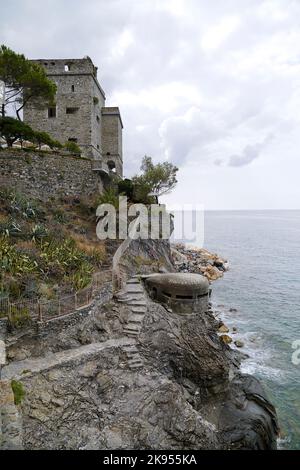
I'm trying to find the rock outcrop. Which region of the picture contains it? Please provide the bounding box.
[0,238,278,450]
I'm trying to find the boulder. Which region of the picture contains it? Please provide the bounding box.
[220,334,232,344]
[218,324,229,333]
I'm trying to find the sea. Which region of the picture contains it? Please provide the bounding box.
[203,210,300,450]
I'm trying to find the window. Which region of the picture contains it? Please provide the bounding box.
[51,62,55,66]
[162,291,171,298]
[96,115,100,123]
[97,145,99,149]
[68,138,78,143]
[48,107,56,118]
[44,62,48,66]
[197,293,208,299]
[175,294,193,299]
[71,85,75,92]
[66,107,79,114]
[107,160,116,172]
[106,152,111,156]
[64,64,70,72]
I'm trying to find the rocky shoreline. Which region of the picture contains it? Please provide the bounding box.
[171,243,228,281]
[171,243,242,347]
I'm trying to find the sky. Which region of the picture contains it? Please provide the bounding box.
[1,0,300,209]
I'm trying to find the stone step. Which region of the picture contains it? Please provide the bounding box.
[123,342,136,349]
[126,285,144,293]
[128,354,142,362]
[128,316,143,323]
[129,361,143,367]
[127,278,141,285]
[129,363,143,369]
[124,330,139,337]
[116,295,144,303]
[126,351,139,357]
[131,306,147,314]
[127,300,147,307]
[124,324,140,331]
[128,315,144,324]
[123,343,138,349]
[126,324,141,331]
[122,343,138,350]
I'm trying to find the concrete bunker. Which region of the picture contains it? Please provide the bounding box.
[144,272,209,313]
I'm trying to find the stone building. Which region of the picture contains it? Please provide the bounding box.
[23,57,123,176]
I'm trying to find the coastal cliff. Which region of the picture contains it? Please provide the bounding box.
[0,235,279,450]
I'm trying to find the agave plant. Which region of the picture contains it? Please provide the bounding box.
[31,224,48,242]
[0,237,38,275]
[0,218,22,237]
[67,261,93,290]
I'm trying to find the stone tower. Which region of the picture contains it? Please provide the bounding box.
[23,57,123,175]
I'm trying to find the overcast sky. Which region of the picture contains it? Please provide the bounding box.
[1,0,300,209]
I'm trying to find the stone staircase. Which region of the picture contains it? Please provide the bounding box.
[115,277,147,370]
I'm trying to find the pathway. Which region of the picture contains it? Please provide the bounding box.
[116,277,148,370]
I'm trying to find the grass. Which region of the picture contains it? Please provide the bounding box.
[11,380,25,405]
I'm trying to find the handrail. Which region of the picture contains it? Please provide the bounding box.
[112,216,140,293]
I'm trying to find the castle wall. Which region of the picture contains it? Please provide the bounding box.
[101,107,123,176]
[23,59,106,159]
[0,150,105,200]
[90,79,105,158]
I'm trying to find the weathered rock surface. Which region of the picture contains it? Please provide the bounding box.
[0,239,278,450]
[1,291,278,450]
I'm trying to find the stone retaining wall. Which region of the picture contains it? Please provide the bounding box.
[36,281,112,337]
[0,149,105,200]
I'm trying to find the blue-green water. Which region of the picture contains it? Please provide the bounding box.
[203,210,300,450]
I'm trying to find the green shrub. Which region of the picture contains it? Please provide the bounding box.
[52,140,63,150]
[11,380,25,405]
[0,117,34,147]
[96,188,119,209]
[33,131,62,150]
[64,141,81,155]
[118,178,134,200]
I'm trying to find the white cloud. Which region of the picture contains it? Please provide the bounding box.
[201,15,241,52]
[227,134,274,167]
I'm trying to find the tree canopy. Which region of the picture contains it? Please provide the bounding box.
[0,116,62,150]
[0,116,33,147]
[132,156,178,202]
[0,45,56,119]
